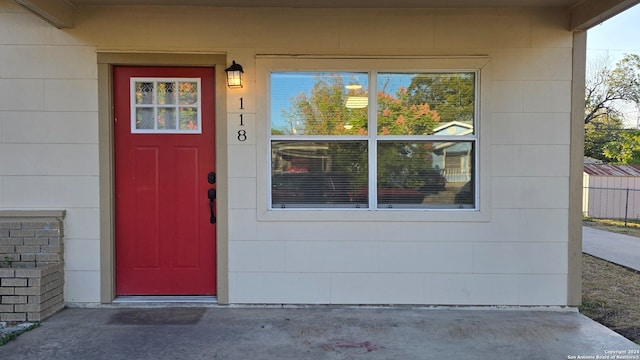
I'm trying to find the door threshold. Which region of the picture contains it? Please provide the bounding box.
[112,296,218,307]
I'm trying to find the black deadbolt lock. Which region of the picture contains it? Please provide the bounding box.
[208,172,216,184]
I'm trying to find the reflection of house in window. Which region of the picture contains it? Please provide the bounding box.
[272,142,330,174]
[271,141,369,207]
[432,121,473,184]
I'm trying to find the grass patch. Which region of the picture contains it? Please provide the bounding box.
[0,322,39,346]
[581,253,640,344]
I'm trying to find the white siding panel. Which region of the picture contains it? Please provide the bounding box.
[491,48,572,81]
[235,272,331,304]
[523,81,571,113]
[258,220,494,243]
[518,209,568,242]
[529,48,573,80]
[0,144,98,175]
[229,241,286,272]
[518,274,567,305]
[0,46,96,79]
[361,221,484,243]
[244,14,340,49]
[44,79,98,112]
[64,239,100,271]
[426,274,522,305]
[378,242,473,273]
[0,78,43,111]
[76,7,243,50]
[434,14,530,48]
[0,13,52,45]
[490,209,568,243]
[3,176,98,208]
[286,241,379,273]
[492,145,570,177]
[1,111,98,144]
[258,221,370,241]
[228,209,258,240]
[531,11,574,48]
[339,15,435,49]
[125,10,241,50]
[492,113,570,145]
[491,81,523,113]
[63,207,100,240]
[330,273,424,304]
[472,242,568,274]
[492,177,569,209]
[228,145,256,178]
[228,177,257,209]
[487,209,522,242]
[64,270,100,303]
[424,274,473,304]
[467,275,519,305]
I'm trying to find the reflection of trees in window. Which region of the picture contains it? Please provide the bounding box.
[377,86,440,135]
[407,73,475,124]
[377,142,435,188]
[282,73,368,135]
[272,71,476,208]
[271,141,368,207]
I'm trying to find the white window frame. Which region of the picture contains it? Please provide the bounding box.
[255,56,491,223]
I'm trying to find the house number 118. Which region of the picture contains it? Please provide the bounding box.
[237,98,247,142]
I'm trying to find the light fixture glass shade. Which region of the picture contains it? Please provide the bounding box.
[225,61,244,88]
[345,96,368,109]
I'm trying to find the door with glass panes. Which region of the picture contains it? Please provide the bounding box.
[114,66,216,295]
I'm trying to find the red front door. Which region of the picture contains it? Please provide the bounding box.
[114,66,216,295]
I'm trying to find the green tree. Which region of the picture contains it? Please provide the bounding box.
[584,114,623,162]
[584,54,640,164]
[284,74,367,135]
[406,73,475,124]
[377,86,441,135]
[376,86,442,189]
[603,129,640,164]
[281,73,445,193]
[585,54,640,124]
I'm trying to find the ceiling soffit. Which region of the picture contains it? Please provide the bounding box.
[11,0,640,31]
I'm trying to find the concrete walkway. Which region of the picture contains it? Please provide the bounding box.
[583,226,640,271]
[2,227,639,358]
[0,307,637,359]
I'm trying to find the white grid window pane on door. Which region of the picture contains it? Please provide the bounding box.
[130,78,202,134]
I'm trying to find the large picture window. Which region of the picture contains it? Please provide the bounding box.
[269,70,477,209]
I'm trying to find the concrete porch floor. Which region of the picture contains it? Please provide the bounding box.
[0,307,638,359]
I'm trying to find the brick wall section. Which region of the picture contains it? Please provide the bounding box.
[0,219,63,267]
[0,264,64,321]
[0,212,65,323]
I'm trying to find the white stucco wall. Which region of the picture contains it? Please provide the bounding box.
[0,1,574,305]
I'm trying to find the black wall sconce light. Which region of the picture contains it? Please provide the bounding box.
[225,60,244,88]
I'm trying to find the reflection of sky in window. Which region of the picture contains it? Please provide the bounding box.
[270,72,412,133]
[378,73,412,95]
[271,73,316,133]
[271,72,368,132]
